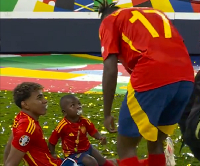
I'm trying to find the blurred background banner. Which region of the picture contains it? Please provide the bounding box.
[0,0,200,12]
[0,0,199,54]
[0,13,200,54]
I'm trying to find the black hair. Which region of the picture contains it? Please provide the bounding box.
[94,0,120,20]
[13,82,43,108]
[59,94,77,109]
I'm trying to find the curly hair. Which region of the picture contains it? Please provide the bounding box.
[13,82,43,108]
[94,0,120,20]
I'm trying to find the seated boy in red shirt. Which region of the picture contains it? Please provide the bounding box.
[3,82,63,166]
[48,94,114,166]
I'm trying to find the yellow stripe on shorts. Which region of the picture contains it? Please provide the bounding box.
[158,124,177,136]
[127,81,158,141]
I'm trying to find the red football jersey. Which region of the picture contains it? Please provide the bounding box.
[49,117,98,157]
[99,7,194,92]
[12,111,62,166]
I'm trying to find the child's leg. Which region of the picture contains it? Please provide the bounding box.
[82,154,98,166]
[112,158,148,166]
[90,146,114,166]
[67,150,98,166]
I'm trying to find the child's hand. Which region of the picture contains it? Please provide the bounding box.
[99,136,107,145]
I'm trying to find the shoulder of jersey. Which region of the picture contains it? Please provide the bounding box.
[17,113,37,135]
[54,118,68,133]
[80,116,87,121]
[80,116,92,125]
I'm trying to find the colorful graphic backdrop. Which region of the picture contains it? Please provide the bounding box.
[0,54,199,94]
[0,0,199,12]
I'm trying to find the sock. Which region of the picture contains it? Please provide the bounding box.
[139,158,148,166]
[116,158,149,166]
[119,157,140,166]
[115,158,148,166]
[103,160,115,166]
[114,158,149,166]
[148,154,166,166]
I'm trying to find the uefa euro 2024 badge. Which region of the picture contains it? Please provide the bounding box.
[19,135,30,146]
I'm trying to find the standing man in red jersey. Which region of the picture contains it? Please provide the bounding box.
[96,1,195,166]
[3,82,76,166]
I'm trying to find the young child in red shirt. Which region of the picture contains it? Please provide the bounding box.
[48,94,114,166]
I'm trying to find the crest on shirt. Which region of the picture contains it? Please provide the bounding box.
[80,126,86,134]
[19,135,30,146]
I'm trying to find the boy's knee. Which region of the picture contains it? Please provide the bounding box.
[82,155,98,166]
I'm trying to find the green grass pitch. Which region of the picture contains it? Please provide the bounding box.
[0,91,199,165]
